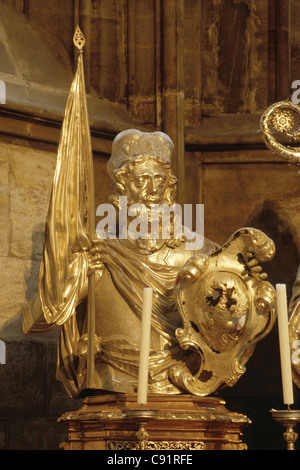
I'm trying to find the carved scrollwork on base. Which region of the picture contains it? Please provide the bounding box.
[106,441,204,450]
[170,228,276,396]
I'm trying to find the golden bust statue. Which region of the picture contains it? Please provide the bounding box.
[23,127,276,399]
[22,33,276,399]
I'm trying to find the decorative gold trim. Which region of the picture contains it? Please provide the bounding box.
[271,108,294,133]
[58,410,250,424]
[106,441,205,450]
[73,25,85,51]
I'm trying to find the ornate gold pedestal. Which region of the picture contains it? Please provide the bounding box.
[58,394,250,450]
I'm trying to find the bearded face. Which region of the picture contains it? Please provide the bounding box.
[125,160,168,207]
[110,154,177,208]
[106,155,179,247]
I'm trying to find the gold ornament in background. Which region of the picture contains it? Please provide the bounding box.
[271,109,294,133]
[261,99,300,389]
[260,100,300,165]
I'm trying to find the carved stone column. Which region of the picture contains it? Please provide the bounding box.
[161,0,185,205]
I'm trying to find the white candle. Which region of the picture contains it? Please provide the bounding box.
[276,284,294,405]
[137,287,153,405]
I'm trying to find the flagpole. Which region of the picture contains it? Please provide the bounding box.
[87,96,96,389]
[87,240,96,389]
[74,26,96,389]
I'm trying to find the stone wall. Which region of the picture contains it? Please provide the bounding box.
[0,134,115,449]
[0,138,82,449]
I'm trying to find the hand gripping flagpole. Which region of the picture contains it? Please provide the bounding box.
[73,26,96,389]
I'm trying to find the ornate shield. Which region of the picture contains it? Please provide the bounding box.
[169,228,276,396]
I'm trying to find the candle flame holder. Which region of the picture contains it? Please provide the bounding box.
[125,407,158,450]
[270,407,300,450]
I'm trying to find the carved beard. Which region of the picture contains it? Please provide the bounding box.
[124,206,185,252]
[108,194,185,251]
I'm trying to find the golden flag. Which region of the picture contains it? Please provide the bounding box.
[39,27,96,385]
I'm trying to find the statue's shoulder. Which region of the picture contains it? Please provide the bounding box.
[162,236,219,267]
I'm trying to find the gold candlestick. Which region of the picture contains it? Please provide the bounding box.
[271,407,300,450]
[125,408,158,450]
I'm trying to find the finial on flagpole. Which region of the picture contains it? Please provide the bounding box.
[73,25,85,52]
